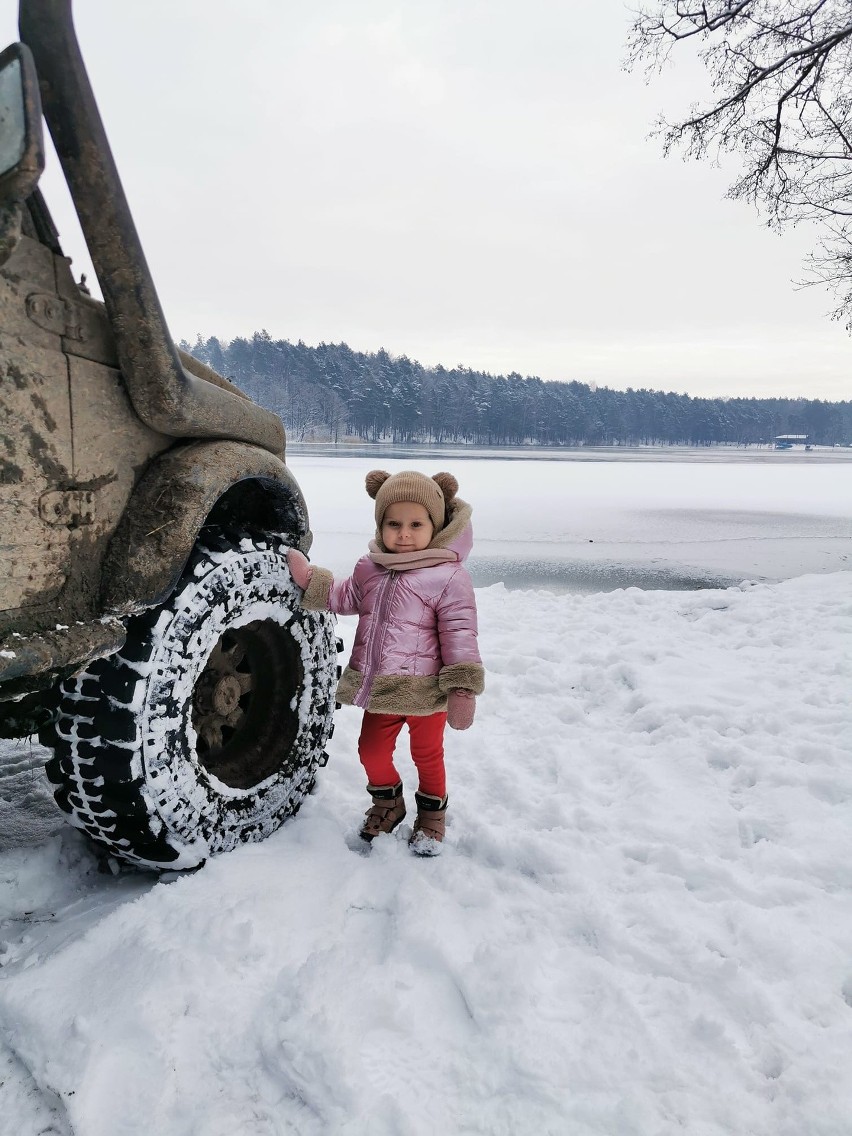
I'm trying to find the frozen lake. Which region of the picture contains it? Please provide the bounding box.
[288,446,852,592]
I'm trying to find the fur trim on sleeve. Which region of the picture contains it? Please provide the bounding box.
[438,661,485,695]
[300,566,334,611]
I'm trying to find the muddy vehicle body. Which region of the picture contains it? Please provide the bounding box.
[0,1,337,869]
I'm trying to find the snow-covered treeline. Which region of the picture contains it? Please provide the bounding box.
[182,332,852,447]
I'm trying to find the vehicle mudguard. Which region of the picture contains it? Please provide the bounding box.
[101,440,313,616]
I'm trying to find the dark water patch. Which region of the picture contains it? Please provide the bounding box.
[468,556,749,595]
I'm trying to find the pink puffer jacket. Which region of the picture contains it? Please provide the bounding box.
[300,499,485,715]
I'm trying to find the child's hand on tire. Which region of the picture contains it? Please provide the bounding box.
[287,549,313,590]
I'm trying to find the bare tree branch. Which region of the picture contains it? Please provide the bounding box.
[628,2,852,323]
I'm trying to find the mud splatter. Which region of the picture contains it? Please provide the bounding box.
[0,458,24,484]
[29,391,57,433]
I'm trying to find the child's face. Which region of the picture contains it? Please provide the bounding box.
[381,502,434,552]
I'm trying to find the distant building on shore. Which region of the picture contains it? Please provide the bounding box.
[774,434,809,450]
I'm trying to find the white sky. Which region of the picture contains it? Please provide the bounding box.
[5,1,850,399]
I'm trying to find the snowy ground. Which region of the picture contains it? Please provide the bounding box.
[1,456,852,1135]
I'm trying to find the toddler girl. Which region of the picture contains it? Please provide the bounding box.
[287,469,484,854]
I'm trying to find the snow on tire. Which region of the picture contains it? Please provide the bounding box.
[42,530,338,870]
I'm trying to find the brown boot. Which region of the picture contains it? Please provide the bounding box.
[360,782,406,842]
[409,791,448,855]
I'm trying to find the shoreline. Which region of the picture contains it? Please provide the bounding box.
[288,441,852,465]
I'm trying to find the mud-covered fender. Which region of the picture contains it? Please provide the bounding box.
[101,440,313,616]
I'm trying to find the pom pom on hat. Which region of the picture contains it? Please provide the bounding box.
[365,469,459,532]
[432,472,459,500]
[365,470,391,499]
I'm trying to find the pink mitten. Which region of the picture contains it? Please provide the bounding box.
[286,549,313,590]
[447,689,476,731]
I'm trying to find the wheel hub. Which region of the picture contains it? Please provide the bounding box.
[191,629,254,757]
[190,619,302,789]
[212,674,241,716]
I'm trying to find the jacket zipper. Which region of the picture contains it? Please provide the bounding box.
[356,569,398,708]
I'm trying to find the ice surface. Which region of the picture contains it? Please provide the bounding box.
[291,450,852,590]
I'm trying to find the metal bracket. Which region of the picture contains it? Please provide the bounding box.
[26,291,85,340]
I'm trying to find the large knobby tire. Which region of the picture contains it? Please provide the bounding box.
[42,530,338,870]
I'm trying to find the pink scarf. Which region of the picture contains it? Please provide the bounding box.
[368,539,458,573]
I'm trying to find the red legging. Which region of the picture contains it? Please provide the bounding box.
[357,711,447,798]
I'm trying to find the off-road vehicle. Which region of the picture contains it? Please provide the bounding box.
[0,0,338,869]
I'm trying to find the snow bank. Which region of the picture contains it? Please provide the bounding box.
[1,574,851,1135]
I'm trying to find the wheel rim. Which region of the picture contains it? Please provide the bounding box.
[191,619,302,789]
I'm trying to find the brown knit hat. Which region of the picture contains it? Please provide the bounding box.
[365,470,459,532]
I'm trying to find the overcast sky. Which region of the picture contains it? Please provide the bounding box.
[6,1,850,399]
